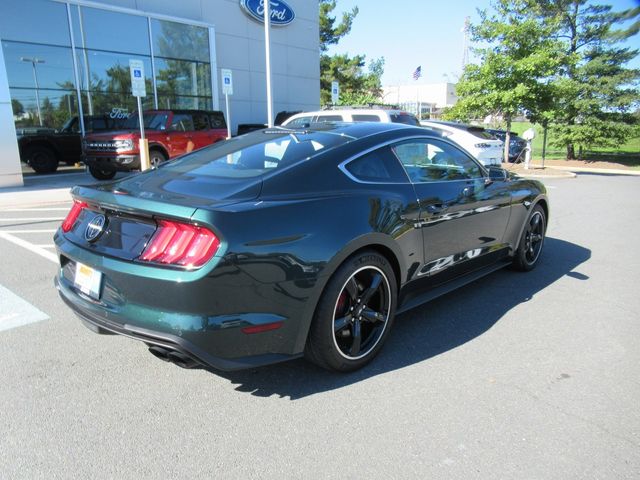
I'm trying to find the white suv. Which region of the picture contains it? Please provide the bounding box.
[420,120,504,166]
[282,109,420,127]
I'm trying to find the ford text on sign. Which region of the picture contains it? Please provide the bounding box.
[240,0,295,26]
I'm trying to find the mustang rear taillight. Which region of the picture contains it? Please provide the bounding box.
[139,219,220,268]
[61,200,88,232]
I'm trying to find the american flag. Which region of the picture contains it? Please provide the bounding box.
[412,66,422,80]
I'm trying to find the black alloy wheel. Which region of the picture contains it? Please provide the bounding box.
[88,165,116,180]
[513,205,546,271]
[27,145,58,174]
[306,251,397,372]
[150,149,167,168]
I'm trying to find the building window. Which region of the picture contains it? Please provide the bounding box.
[1,0,215,137]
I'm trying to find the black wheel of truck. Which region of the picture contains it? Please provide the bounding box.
[88,165,116,180]
[150,149,167,168]
[26,145,58,174]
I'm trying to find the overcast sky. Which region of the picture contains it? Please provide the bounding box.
[327,0,640,86]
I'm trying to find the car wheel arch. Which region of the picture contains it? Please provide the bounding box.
[149,144,169,160]
[292,233,406,354]
[513,195,549,253]
[24,141,61,160]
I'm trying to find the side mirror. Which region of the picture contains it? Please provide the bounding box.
[487,166,508,182]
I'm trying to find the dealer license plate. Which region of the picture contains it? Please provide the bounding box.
[73,261,103,299]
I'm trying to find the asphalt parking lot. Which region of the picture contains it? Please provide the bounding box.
[1,172,639,479]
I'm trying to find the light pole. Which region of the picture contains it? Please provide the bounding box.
[21,57,45,126]
[264,0,274,127]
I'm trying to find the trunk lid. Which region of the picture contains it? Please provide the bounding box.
[66,168,261,259]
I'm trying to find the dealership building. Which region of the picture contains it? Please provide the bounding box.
[0,0,320,187]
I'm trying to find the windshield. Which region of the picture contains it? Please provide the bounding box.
[164,131,353,179]
[123,113,169,130]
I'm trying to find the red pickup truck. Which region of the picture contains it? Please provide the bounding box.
[83,109,227,180]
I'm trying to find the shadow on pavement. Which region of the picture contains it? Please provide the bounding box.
[212,237,591,399]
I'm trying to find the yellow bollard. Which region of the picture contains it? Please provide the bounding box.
[139,138,150,171]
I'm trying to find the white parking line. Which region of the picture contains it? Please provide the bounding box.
[0,208,70,212]
[34,244,56,248]
[3,229,57,234]
[0,217,65,222]
[0,284,49,332]
[0,232,58,263]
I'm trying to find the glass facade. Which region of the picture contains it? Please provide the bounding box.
[0,0,214,133]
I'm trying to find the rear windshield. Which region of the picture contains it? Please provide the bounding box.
[466,127,495,140]
[164,131,352,179]
[390,113,420,126]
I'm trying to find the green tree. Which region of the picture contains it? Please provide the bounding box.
[538,1,639,159]
[319,1,384,105]
[319,0,358,53]
[444,0,562,162]
[11,99,24,117]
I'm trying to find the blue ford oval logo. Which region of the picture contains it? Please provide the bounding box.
[240,0,295,26]
[85,214,107,242]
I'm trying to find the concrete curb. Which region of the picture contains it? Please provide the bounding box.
[0,171,93,209]
[547,165,640,176]
[511,169,577,179]
[0,187,72,209]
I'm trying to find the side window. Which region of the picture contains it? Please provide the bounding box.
[209,112,226,128]
[352,114,381,122]
[170,114,195,132]
[345,147,408,183]
[192,113,209,131]
[315,115,343,122]
[392,139,481,183]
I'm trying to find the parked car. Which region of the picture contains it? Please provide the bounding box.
[236,110,301,135]
[82,109,227,180]
[17,115,124,174]
[420,120,504,166]
[282,108,420,127]
[55,122,548,373]
[485,128,527,163]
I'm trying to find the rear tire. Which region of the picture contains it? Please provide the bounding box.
[88,165,116,180]
[26,145,58,174]
[512,205,546,271]
[305,250,397,372]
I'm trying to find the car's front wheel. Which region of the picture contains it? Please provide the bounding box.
[150,149,167,168]
[306,251,397,372]
[88,165,116,180]
[512,204,546,271]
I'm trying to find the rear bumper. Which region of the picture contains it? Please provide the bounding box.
[55,275,301,371]
[83,154,140,171]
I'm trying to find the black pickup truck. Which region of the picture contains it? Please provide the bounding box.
[18,115,124,174]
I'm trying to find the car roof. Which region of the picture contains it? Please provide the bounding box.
[255,121,442,141]
[288,109,414,118]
